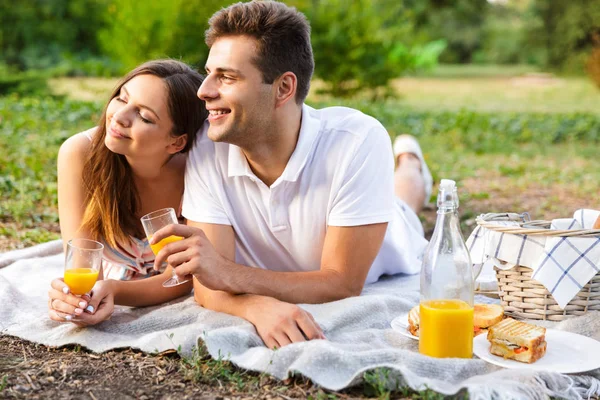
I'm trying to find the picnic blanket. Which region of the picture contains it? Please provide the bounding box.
[1,241,600,400]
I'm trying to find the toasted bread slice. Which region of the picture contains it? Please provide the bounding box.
[407,305,419,336]
[473,304,504,329]
[487,318,547,363]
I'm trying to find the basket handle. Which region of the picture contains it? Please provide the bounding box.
[476,213,600,237]
[477,212,530,223]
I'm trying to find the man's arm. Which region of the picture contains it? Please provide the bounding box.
[153,221,387,304]
[183,221,326,349]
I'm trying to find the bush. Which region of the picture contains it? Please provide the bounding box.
[311,99,600,152]
[50,55,123,78]
[0,0,109,70]
[0,64,50,96]
[97,0,227,74]
[527,0,600,74]
[303,0,444,99]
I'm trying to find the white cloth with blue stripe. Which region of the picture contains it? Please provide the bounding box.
[467,209,600,309]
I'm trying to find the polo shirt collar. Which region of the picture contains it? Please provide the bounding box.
[227,104,321,183]
[227,144,252,178]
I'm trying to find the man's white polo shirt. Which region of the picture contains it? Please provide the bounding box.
[182,104,427,284]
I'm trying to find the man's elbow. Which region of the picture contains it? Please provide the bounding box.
[328,277,364,301]
[342,281,364,298]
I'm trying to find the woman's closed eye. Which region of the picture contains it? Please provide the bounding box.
[138,112,153,124]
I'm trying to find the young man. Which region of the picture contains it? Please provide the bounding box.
[152,0,432,349]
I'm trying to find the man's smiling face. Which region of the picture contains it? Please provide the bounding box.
[197,35,276,146]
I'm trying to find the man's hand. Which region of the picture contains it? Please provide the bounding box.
[48,278,114,327]
[244,296,326,349]
[151,224,228,291]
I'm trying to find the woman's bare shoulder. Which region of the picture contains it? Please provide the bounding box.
[59,128,97,156]
[58,128,98,168]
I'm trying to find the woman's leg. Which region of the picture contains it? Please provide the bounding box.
[394,153,426,214]
[393,135,433,214]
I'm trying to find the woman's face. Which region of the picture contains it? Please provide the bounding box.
[105,74,182,158]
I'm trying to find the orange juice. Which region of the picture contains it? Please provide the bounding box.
[149,235,183,255]
[64,268,99,295]
[419,299,473,358]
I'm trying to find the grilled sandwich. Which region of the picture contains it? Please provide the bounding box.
[407,305,420,336]
[487,317,547,363]
[473,304,504,336]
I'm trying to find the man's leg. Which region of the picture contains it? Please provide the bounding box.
[393,135,433,214]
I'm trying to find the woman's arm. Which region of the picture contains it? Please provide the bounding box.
[50,129,193,325]
[49,267,192,326]
[57,130,94,250]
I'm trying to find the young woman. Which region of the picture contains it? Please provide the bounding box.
[47,59,207,326]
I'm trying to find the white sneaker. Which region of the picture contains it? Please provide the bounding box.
[393,134,433,206]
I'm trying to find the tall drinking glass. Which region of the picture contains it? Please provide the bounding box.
[140,207,188,287]
[64,238,104,295]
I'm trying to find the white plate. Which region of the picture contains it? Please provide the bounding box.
[474,329,600,374]
[390,312,418,340]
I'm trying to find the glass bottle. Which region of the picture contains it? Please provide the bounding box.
[419,179,474,358]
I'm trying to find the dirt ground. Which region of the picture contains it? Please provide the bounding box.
[0,182,593,399]
[0,335,341,400]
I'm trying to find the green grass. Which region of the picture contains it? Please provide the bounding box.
[180,345,464,399]
[390,76,600,113]
[413,63,542,79]
[181,345,259,392]
[0,375,7,392]
[0,95,100,224]
[362,368,465,400]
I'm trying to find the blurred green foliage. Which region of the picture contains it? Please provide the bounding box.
[0,64,50,96]
[473,1,544,66]
[528,0,600,74]
[411,0,489,64]
[312,99,600,152]
[302,0,445,98]
[0,95,99,223]
[0,0,445,98]
[0,0,109,70]
[97,0,226,73]
[1,0,599,93]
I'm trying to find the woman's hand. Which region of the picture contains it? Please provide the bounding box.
[48,278,115,327]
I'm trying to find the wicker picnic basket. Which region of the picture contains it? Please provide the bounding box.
[475,213,600,321]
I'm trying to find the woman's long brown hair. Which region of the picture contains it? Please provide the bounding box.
[80,60,207,248]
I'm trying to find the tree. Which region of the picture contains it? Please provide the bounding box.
[528,0,600,74]
[411,0,490,64]
[0,0,109,70]
[297,0,445,98]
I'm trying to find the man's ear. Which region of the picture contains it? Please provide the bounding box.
[168,134,188,154]
[274,72,297,108]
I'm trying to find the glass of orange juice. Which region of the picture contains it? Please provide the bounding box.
[140,207,188,287]
[64,238,104,295]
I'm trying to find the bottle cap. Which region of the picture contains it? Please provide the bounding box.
[437,179,457,209]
